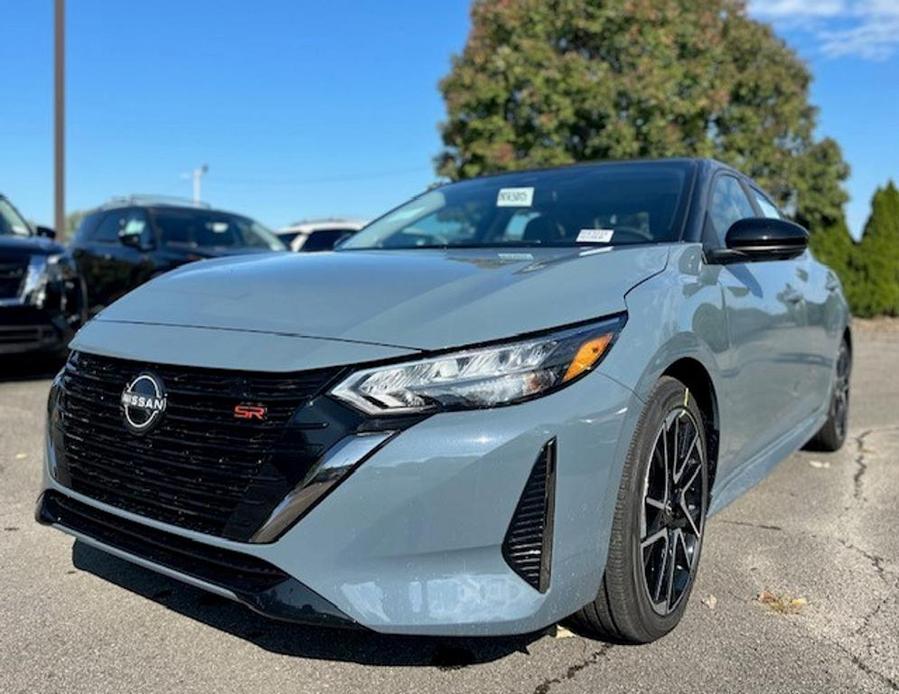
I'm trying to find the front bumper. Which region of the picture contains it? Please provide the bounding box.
[39,369,640,636]
[0,305,73,355]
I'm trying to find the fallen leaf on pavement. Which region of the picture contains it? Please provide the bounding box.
[553,625,576,639]
[701,594,718,610]
[757,591,808,614]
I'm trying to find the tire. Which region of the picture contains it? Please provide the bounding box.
[572,376,709,644]
[807,338,851,452]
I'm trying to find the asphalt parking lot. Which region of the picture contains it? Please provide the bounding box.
[1,324,897,694]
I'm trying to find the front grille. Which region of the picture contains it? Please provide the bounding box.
[502,439,557,593]
[52,351,343,540]
[39,490,288,594]
[0,258,27,298]
[0,325,54,346]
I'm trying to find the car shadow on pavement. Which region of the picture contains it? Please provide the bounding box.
[0,353,64,382]
[72,541,544,667]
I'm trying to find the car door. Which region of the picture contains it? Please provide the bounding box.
[74,208,154,310]
[748,185,829,418]
[708,175,810,470]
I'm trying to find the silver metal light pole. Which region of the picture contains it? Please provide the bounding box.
[54,0,65,235]
[192,164,208,204]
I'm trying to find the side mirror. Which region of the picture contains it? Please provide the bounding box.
[708,217,808,264]
[118,230,146,250]
[35,225,57,240]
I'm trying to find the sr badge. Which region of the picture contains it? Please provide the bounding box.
[121,372,167,434]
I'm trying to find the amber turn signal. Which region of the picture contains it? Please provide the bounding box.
[563,334,614,383]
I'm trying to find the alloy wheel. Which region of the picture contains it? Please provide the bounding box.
[832,343,851,442]
[639,407,707,616]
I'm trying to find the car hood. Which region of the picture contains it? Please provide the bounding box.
[91,246,668,350]
[0,235,64,258]
[92,246,670,352]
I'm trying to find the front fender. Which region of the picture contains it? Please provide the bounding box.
[597,244,727,403]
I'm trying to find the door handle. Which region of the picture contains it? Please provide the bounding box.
[826,277,840,293]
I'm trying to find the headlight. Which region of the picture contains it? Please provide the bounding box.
[21,255,57,304]
[330,316,624,415]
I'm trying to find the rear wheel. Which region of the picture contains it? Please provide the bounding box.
[572,376,709,643]
[807,338,851,452]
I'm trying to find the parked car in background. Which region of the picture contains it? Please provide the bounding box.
[0,194,86,357]
[276,218,367,252]
[69,196,286,313]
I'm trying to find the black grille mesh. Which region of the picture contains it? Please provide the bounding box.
[502,439,557,593]
[0,258,26,298]
[53,351,341,540]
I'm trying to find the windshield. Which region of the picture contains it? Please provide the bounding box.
[151,209,285,251]
[341,162,693,251]
[0,198,32,237]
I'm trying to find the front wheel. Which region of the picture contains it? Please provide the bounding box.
[572,376,709,643]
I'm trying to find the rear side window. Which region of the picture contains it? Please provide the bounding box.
[708,176,756,242]
[752,189,782,219]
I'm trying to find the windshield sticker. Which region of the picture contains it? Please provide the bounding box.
[497,187,535,207]
[576,228,614,244]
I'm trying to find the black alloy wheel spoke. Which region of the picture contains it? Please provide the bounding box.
[640,406,706,615]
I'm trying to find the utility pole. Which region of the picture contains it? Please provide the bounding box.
[192,164,208,205]
[54,0,65,235]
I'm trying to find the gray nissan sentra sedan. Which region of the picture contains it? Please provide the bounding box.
[37,158,851,643]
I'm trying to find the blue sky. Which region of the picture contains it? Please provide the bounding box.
[1,1,896,237]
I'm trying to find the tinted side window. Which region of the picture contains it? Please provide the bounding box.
[87,209,150,244]
[119,209,153,246]
[89,210,130,243]
[709,176,756,242]
[751,189,782,219]
[73,212,103,243]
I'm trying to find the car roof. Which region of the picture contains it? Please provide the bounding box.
[86,196,249,219]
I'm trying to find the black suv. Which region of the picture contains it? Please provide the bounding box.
[0,194,87,356]
[70,197,286,313]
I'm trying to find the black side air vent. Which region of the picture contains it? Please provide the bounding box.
[502,438,557,593]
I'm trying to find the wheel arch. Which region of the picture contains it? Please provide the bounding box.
[661,357,720,490]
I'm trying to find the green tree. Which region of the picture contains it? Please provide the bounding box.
[852,182,899,317]
[437,0,848,231]
[64,210,88,240]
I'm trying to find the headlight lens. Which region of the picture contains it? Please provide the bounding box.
[330,316,624,415]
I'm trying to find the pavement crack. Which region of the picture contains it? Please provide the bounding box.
[837,539,893,581]
[852,429,874,502]
[848,651,899,692]
[533,643,613,694]
[718,519,783,532]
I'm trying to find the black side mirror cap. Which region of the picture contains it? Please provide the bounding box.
[708,217,809,264]
[35,225,57,240]
[118,230,151,250]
